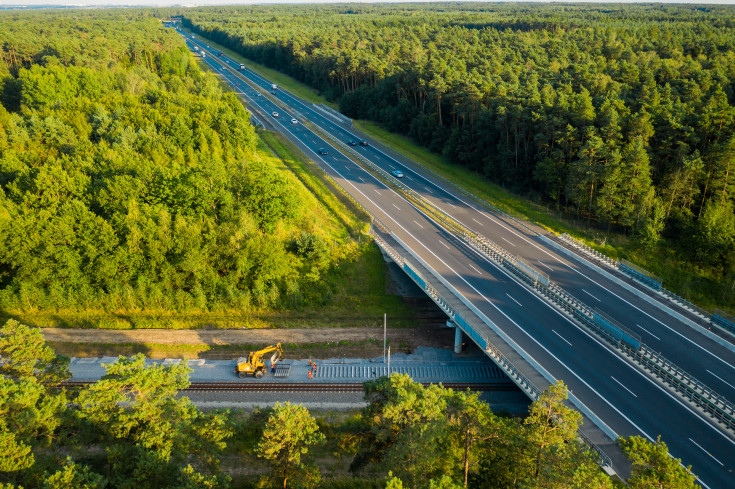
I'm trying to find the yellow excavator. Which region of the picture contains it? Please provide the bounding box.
[234,343,284,378]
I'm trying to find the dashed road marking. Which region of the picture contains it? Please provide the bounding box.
[582,289,601,302]
[689,438,724,466]
[611,376,638,398]
[552,330,572,346]
[634,323,660,341]
[506,293,522,307]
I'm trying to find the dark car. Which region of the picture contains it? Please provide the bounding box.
[318,148,328,155]
[348,139,358,146]
[359,140,369,146]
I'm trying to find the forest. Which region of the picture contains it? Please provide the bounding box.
[0,9,390,321]
[0,321,700,489]
[182,3,735,307]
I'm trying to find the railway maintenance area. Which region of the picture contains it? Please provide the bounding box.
[64,347,529,411]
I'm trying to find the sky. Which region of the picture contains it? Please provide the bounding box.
[2,0,735,7]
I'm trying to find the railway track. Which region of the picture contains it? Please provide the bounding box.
[58,381,519,393]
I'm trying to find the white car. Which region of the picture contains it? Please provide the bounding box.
[272,112,279,117]
[391,170,404,178]
[290,118,298,124]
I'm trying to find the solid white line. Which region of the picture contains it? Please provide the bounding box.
[689,438,724,466]
[707,369,735,391]
[392,204,401,211]
[564,262,735,374]
[506,293,523,307]
[552,329,572,346]
[610,376,638,398]
[582,289,602,302]
[635,323,661,341]
[501,237,515,246]
[468,263,482,275]
[413,220,423,229]
[537,260,553,271]
[463,243,735,455]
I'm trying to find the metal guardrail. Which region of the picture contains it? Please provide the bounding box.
[317,114,735,433]
[559,234,735,339]
[368,226,612,468]
[559,233,618,269]
[712,310,735,335]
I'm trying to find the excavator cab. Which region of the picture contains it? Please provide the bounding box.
[234,343,284,379]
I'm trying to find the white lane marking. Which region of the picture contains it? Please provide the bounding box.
[564,262,735,374]
[506,293,523,307]
[461,244,735,460]
[424,186,433,194]
[689,438,724,466]
[440,241,450,249]
[582,289,602,302]
[357,177,365,183]
[611,376,638,398]
[263,104,733,481]
[635,323,660,341]
[374,189,381,195]
[707,369,735,390]
[468,263,482,275]
[392,203,401,211]
[472,218,483,226]
[537,260,553,271]
[413,220,423,229]
[552,329,572,346]
[501,237,515,246]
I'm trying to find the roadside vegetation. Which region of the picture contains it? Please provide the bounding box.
[0,321,700,489]
[0,10,414,329]
[182,3,735,313]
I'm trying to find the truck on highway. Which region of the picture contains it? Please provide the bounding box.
[239,63,245,71]
[271,83,278,90]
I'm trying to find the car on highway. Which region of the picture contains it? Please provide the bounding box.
[360,140,369,146]
[272,111,279,117]
[391,170,404,178]
[348,139,357,146]
[318,148,328,155]
[257,93,262,97]
[290,118,298,124]
[271,91,277,95]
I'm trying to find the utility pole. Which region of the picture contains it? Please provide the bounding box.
[387,346,391,376]
[383,313,387,363]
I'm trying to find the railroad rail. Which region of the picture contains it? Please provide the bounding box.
[56,381,519,393]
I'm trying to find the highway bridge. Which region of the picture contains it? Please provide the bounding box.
[179,31,735,488]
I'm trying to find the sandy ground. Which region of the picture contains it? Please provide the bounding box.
[42,326,451,348]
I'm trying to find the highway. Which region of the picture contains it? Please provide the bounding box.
[182,34,735,488]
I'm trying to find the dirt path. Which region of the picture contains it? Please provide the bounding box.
[43,326,452,349]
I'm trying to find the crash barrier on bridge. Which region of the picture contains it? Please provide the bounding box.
[618,259,663,290]
[712,310,735,335]
[267,79,735,436]
[634,346,735,431]
[560,235,733,337]
[592,311,641,351]
[470,232,735,433]
[369,228,613,468]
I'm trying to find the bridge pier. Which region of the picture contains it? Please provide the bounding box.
[447,320,464,353]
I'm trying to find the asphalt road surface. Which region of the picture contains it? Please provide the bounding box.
[181,34,735,488]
